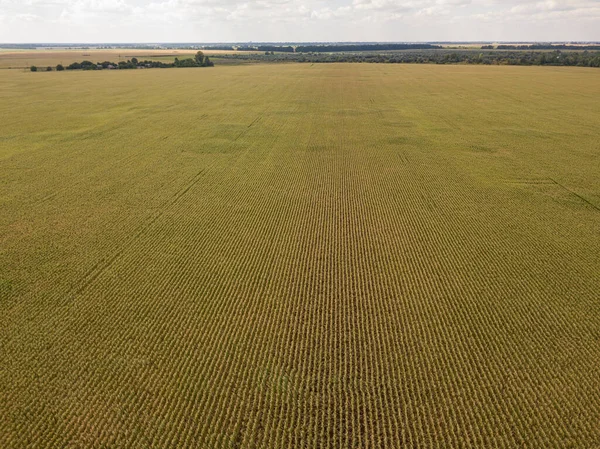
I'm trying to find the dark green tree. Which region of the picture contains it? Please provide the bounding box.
[30,66,37,72]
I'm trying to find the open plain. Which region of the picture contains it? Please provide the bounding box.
[1,64,599,447]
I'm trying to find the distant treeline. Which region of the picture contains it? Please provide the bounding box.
[206,45,240,51]
[34,52,214,72]
[217,49,600,67]
[296,44,441,52]
[235,45,295,52]
[210,44,441,53]
[484,44,600,51]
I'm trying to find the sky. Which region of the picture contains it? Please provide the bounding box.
[0,0,599,43]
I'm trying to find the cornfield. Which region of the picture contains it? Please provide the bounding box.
[1,64,599,447]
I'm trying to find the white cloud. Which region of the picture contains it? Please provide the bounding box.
[0,0,598,41]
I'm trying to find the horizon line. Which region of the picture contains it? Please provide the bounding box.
[2,40,600,46]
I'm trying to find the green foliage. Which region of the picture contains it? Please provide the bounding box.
[30,65,37,72]
[175,53,214,68]
[62,54,214,71]
[66,61,98,70]
[218,49,600,67]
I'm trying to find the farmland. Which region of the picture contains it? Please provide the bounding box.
[0,48,239,69]
[1,64,599,447]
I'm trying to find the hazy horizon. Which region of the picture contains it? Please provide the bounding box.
[2,40,600,46]
[0,0,598,44]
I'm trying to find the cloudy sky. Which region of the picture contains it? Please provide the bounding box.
[0,0,598,43]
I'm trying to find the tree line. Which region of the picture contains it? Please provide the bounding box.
[295,44,441,52]
[31,52,213,72]
[226,44,441,53]
[492,44,600,51]
[218,49,600,67]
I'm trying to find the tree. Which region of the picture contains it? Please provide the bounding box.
[56,64,64,71]
[131,57,138,65]
[195,51,204,64]
[80,60,96,70]
[46,66,52,71]
[30,66,37,72]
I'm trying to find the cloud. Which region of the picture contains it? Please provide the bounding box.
[0,0,598,41]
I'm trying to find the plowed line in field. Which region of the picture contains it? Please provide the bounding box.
[65,167,208,298]
[549,177,600,212]
[64,108,278,300]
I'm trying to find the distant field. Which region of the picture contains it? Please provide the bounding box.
[0,48,246,68]
[1,64,599,447]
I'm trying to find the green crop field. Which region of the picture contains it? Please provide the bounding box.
[1,64,599,448]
